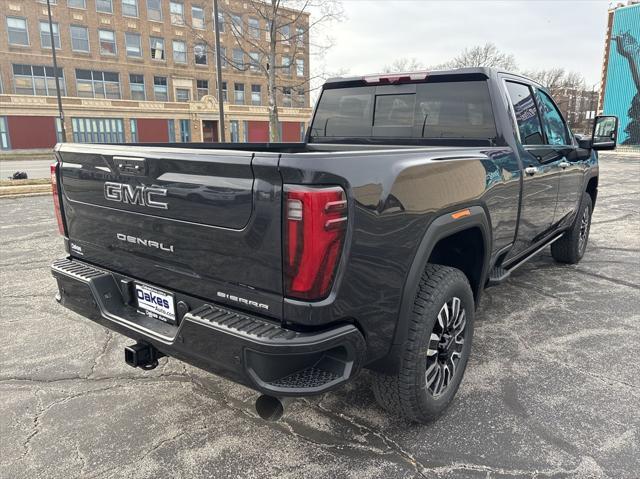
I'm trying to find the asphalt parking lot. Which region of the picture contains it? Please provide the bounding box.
[1,152,638,479]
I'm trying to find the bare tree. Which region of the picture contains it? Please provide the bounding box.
[445,42,517,70]
[522,68,586,96]
[382,57,426,73]
[189,0,342,142]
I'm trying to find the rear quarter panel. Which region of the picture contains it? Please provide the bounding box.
[279,146,521,363]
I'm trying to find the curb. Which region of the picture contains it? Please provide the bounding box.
[0,184,51,197]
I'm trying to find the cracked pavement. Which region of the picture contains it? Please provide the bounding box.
[1,152,639,478]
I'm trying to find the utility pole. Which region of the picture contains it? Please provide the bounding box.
[46,0,67,142]
[213,0,226,142]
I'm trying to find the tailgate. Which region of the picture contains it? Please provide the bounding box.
[57,144,283,318]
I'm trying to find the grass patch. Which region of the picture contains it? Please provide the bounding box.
[0,178,50,187]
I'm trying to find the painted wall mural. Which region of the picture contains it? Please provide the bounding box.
[603,4,640,146]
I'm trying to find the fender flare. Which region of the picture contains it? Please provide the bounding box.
[371,205,492,373]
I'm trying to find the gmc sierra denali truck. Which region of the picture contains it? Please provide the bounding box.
[51,68,618,423]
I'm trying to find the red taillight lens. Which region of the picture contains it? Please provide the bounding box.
[51,163,64,235]
[284,185,347,301]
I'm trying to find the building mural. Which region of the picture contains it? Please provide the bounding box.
[601,3,640,147]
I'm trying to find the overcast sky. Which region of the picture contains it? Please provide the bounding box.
[318,0,613,87]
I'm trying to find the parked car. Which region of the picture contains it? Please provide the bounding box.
[51,68,617,422]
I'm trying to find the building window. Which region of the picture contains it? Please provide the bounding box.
[281,25,290,44]
[220,47,227,68]
[173,40,186,63]
[75,69,120,99]
[251,84,261,106]
[196,79,208,100]
[230,120,239,142]
[180,119,190,142]
[153,76,168,101]
[242,120,249,142]
[217,12,225,32]
[129,74,145,100]
[150,37,164,60]
[191,5,205,29]
[232,48,244,69]
[122,0,138,18]
[40,22,61,50]
[282,87,292,107]
[96,0,113,13]
[249,52,260,71]
[296,27,304,47]
[194,43,207,65]
[147,0,162,21]
[68,0,86,9]
[234,83,244,104]
[72,117,125,143]
[125,32,142,57]
[282,56,291,76]
[230,14,242,34]
[70,25,90,52]
[98,30,116,55]
[0,117,10,150]
[168,119,176,141]
[7,17,29,46]
[130,119,138,142]
[221,81,227,102]
[176,88,190,102]
[13,64,66,96]
[296,88,305,107]
[296,58,304,77]
[170,1,185,25]
[248,17,259,38]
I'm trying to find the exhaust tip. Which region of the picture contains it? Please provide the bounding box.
[255,395,285,421]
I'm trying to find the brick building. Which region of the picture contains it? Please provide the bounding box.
[0,0,312,151]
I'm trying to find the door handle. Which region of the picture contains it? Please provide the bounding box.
[524,166,538,176]
[558,160,570,169]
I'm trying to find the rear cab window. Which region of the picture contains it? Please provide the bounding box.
[309,78,497,145]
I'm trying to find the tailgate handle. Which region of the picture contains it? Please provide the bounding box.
[114,156,147,176]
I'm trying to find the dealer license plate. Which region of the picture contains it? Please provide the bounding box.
[134,283,176,323]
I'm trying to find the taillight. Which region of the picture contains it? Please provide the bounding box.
[51,163,64,235]
[284,185,347,301]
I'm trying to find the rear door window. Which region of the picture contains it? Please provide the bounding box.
[505,81,544,145]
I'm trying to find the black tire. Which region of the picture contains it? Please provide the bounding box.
[551,193,593,264]
[371,264,474,423]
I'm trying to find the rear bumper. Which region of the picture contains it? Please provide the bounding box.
[52,257,365,396]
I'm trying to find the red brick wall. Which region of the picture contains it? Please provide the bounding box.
[247,121,269,142]
[7,116,57,149]
[282,122,302,142]
[137,119,169,142]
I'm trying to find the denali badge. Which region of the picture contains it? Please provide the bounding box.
[116,233,174,253]
[105,182,168,210]
[217,291,270,310]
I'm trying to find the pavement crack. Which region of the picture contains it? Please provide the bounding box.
[88,331,113,379]
[571,267,640,290]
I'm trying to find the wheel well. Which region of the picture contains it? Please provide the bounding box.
[428,227,485,301]
[586,177,598,208]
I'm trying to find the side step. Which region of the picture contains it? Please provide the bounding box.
[487,266,511,286]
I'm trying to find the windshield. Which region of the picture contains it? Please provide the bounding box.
[309,80,497,145]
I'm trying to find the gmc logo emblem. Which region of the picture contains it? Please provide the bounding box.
[104,182,168,210]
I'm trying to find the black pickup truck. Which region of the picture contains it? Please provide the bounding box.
[51,68,618,423]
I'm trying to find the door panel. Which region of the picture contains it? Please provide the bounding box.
[504,80,561,260]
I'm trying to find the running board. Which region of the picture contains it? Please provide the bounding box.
[487,234,563,287]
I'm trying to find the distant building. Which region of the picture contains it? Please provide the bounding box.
[599,1,640,147]
[0,0,312,151]
[555,87,599,135]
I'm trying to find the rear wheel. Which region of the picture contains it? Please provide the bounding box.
[551,193,592,264]
[371,264,474,423]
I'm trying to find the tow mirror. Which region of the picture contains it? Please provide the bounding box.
[591,115,618,151]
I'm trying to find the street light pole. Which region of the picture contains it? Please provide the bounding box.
[213,0,226,142]
[46,0,67,142]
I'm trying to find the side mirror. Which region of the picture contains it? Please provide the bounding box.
[591,115,618,151]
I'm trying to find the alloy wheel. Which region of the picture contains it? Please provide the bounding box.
[578,206,591,254]
[425,297,467,397]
